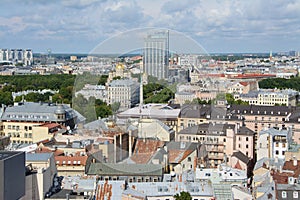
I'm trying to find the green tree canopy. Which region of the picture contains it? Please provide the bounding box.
[174,191,192,200]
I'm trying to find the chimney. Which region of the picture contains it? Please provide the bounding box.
[293,156,297,166]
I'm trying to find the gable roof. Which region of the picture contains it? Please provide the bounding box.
[232,151,250,164]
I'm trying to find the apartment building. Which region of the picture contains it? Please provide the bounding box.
[107,79,140,111]
[0,102,82,144]
[176,123,236,168]
[0,49,33,65]
[237,89,298,106]
[257,127,293,161]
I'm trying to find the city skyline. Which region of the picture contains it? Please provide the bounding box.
[0,0,300,53]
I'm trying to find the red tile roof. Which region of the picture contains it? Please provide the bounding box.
[55,155,88,166]
[272,160,300,184]
[169,149,194,163]
[130,139,165,164]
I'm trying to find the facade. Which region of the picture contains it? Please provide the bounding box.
[137,118,175,141]
[177,123,235,168]
[195,164,247,200]
[174,91,197,105]
[0,49,33,65]
[117,103,180,133]
[235,126,255,158]
[75,84,107,102]
[144,31,169,80]
[107,63,131,83]
[227,81,258,94]
[237,89,298,106]
[0,102,80,144]
[257,128,292,161]
[0,151,25,200]
[107,79,140,110]
[86,163,163,182]
[55,155,88,176]
[23,153,57,200]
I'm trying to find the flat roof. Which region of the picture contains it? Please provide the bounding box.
[0,151,23,161]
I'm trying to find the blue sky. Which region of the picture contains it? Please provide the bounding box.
[0,0,300,54]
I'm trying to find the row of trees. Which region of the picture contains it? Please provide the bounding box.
[185,94,249,105]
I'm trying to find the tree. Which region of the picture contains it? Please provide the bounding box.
[111,102,121,113]
[174,191,192,200]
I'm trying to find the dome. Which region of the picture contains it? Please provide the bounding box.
[55,105,66,114]
[116,63,124,70]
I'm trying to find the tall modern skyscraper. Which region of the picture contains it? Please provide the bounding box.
[143,30,169,80]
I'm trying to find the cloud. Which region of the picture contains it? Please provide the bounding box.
[0,0,299,52]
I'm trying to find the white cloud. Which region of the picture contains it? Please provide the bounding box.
[0,0,299,52]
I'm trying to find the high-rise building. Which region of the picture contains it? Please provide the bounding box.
[0,49,33,65]
[0,151,25,200]
[143,30,169,80]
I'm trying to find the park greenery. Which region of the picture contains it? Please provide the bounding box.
[259,77,300,91]
[174,191,192,200]
[0,73,175,121]
[185,93,249,105]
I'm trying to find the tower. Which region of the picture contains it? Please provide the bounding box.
[143,30,169,80]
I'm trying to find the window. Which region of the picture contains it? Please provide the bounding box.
[246,144,249,149]
[282,191,287,198]
[246,137,248,141]
[293,191,298,198]
[275,150,279,155]
[188,157,191,162]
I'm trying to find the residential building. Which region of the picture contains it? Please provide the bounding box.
[174,91,197,105]
[257,127,293,161]
[231,150,251,171]
[144,30,169,80]
[235,126,255,158]
[195,164,247,200]
[0,102,81,144]
[271,159,300,200]
[237,89,298,106]
[86,163,163,182]
[22,152,57,200]
[252,158,278,200]
[136,118,175,141]
[107,63,131,83]
[55,155,88,176]
[166,141,198,174]
[227,81,258,94]
[75,84,107,102]
[177,123,236,167]
[0,48,33,65]
[0,151,25,200]
[117,103,180,133]
[107,79,140,111]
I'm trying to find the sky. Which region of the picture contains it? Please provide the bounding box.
[0,0,300,54]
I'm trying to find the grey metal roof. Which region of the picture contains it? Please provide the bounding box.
[108,79,139,87]
[83,119,108,131]
[1,102,77,122]
[86,163,163,176]
[26,152,53,162]
[232,151,250,164]
[178,123,235,135]
[166,141,198,151]
[236,126,254,135]
[0,151,24,161]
